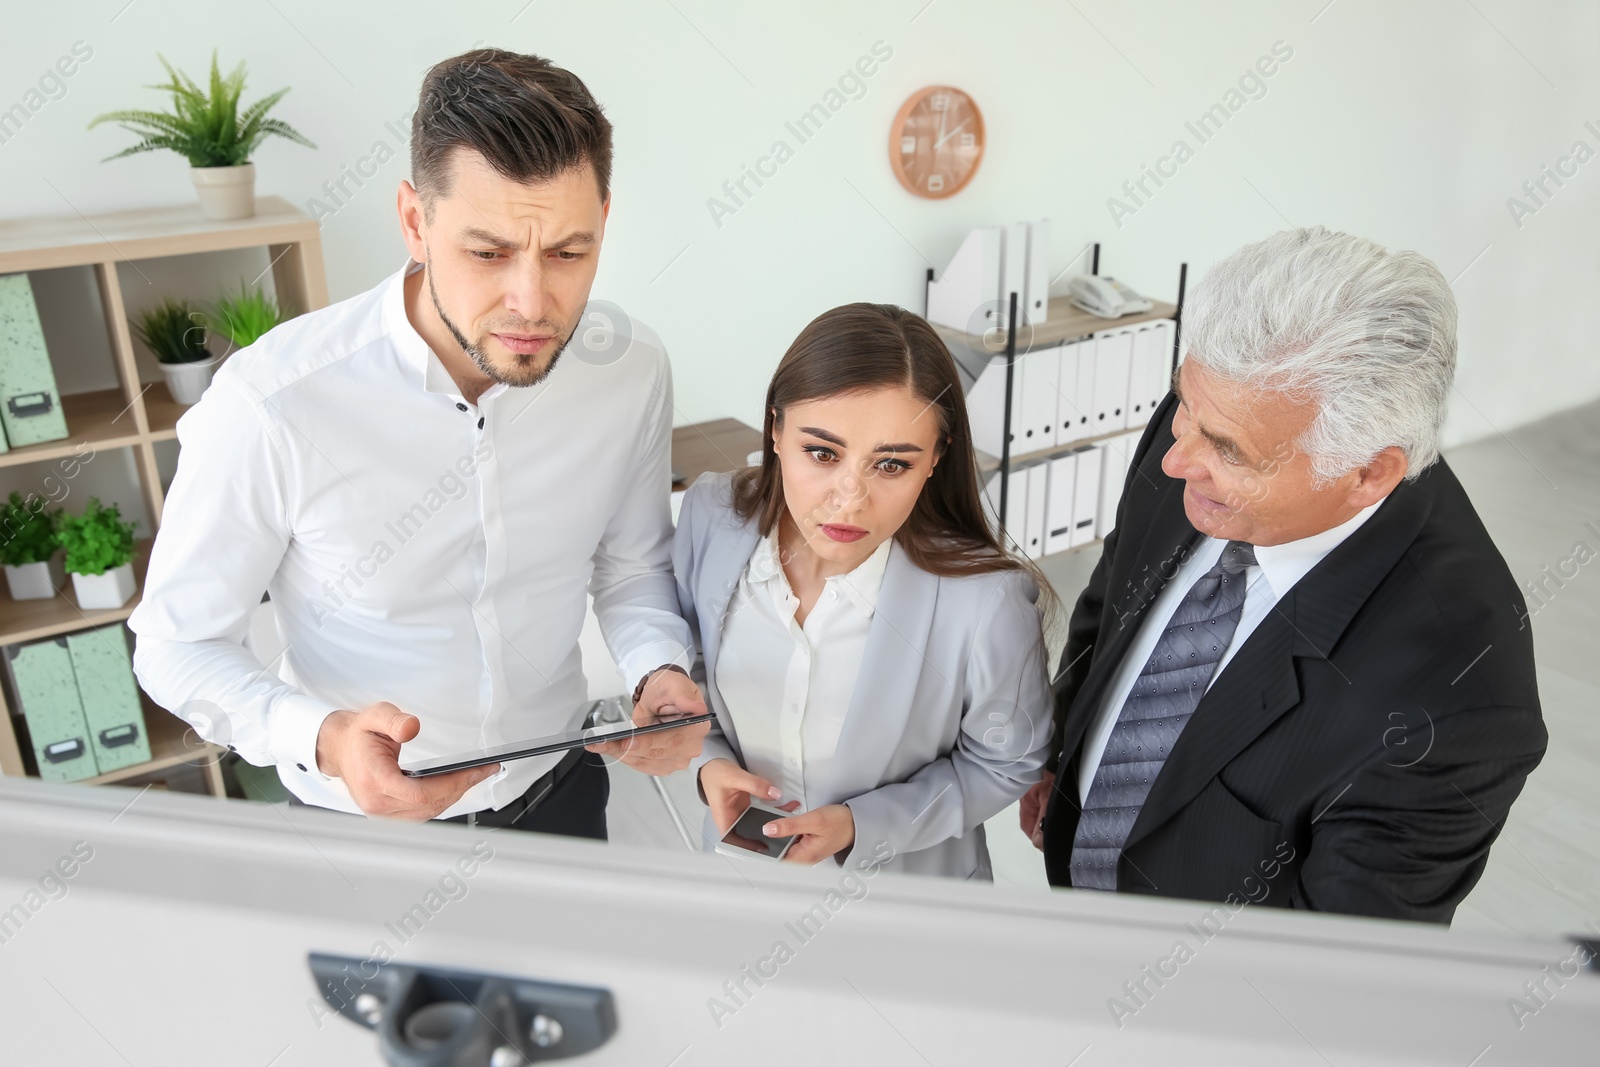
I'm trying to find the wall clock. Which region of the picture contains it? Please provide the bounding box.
[889,86,985,199]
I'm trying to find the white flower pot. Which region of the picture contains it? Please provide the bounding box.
[5,557,65,601]
[190,163,256,220]
[161,352,224,405]
[71,562,136,610]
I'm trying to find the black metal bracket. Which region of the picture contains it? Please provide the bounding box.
[308,953,616,1066]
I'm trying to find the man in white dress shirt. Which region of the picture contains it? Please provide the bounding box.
[129,49,708,837]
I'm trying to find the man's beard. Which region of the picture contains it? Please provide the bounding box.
[427,269,574,388]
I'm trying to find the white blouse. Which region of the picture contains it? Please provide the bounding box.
[714,525,893,807]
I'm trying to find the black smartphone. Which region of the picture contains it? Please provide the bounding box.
[398,712,714,778]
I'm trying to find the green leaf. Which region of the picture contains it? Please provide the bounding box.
[0,492,61,567]
[58,498,137,577]
[89,51,314,168]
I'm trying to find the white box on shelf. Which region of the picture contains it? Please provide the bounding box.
[927,226,1003,334]
[1020,345,1059,451]
[1024,461,1048,560]
[965,354,1025,459]
[1000,222,1028,330]
[1044,453,1078,556]
[1127,326,1158,429]
[1070,338,1097,444]
[1052,339,1086,448]
[980,466,1029,551]
[1092,329,1134,435]
[1069,445,1103,548]
[1095,431,1142,541]
[1023,219,1051,327]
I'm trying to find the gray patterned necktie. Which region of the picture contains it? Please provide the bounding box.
[1070,539,1257,890]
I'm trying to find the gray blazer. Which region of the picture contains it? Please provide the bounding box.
[673,470,1054,880]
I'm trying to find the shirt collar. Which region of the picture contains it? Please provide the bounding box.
[382,259,508,403]
[748,525,894,618]
[1250,497,1384,599]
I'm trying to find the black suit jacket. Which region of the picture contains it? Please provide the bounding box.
[1041,391,1546,924]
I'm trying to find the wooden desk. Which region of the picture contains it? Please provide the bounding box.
[671,418,762,488]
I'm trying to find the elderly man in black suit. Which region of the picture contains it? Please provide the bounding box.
[1020,226,1545,924]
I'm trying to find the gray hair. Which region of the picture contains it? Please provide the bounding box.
[1181,226,1456,485]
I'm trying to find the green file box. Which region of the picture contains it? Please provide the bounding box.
[67,624,151,774]
[7,636,99,782]
[0,273,68,448]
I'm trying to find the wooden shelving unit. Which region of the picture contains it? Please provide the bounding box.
[0,196,327,793]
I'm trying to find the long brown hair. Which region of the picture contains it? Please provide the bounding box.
[732,302,1060,626]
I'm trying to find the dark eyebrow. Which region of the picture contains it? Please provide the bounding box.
[457,228,598,252]
[798,426,924,453]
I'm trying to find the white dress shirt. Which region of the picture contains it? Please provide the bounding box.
[714,525,892,807]
[129,262,692,817]
[1079,501,1383,804]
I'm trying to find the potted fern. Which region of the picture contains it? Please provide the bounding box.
[132,298,220,405]
[211,283,283,353]
[0,493,64,601]
[59,498,139,610]
[89,51,314,221]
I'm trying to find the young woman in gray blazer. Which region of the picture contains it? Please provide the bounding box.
[674,302,1058,880]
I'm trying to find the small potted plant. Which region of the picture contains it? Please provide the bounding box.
[211,282,283,353]
[58,498,139,611]
[89,51,314,221]
[132,298,220,405]
[0,493,64,601]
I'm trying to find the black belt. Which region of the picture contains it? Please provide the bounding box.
[445,744,587,829]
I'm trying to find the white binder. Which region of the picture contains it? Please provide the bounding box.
[926,226,1003,334]
[1095,431,1141,540]
[1070,444,1103,547]
[1148,319,1174,411]
[1023,218,1051,326]
[1127,326,1158,430]
[981,466,1029,551]
[1053,339,1088,448]
[964,354,1024,459]
[1024,461,1048,559]
[1069,337,1097,444]
[1044,453,1078,555]
[1020,345,1059,451]
[1000,222,1028,329]
[1092,329,1134,435]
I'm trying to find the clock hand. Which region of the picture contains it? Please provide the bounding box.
[935,118,970,150]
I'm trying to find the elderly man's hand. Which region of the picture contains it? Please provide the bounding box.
[585,666,709,775]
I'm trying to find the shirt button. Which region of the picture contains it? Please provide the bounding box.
[456,402,468,412]
[828,589,838,601]
[295,762,307,772]
[788,757,798,767]
[477,416,485,429]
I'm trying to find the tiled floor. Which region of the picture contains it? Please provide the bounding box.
[609,398,1600,940]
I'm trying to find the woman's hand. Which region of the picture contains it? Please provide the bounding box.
[698,758,799,835]
[766,804,856,865]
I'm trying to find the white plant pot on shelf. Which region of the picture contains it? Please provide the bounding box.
[71,562,136,610]
[4,556,66,601]
[161,352,224,405]
[190,162,256,220]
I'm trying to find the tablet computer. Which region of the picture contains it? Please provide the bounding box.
[398,712,715,778]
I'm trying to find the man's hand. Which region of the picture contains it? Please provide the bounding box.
[698,758,799,835]
[1019,770,1055,851]
[586,666,709,775]
[315,701,499,820]
[767,804,856,866]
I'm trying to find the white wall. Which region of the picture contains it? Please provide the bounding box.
[1,0,1596,451]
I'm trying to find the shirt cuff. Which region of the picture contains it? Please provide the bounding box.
[268,692,343,781]
[623,642,696,700]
